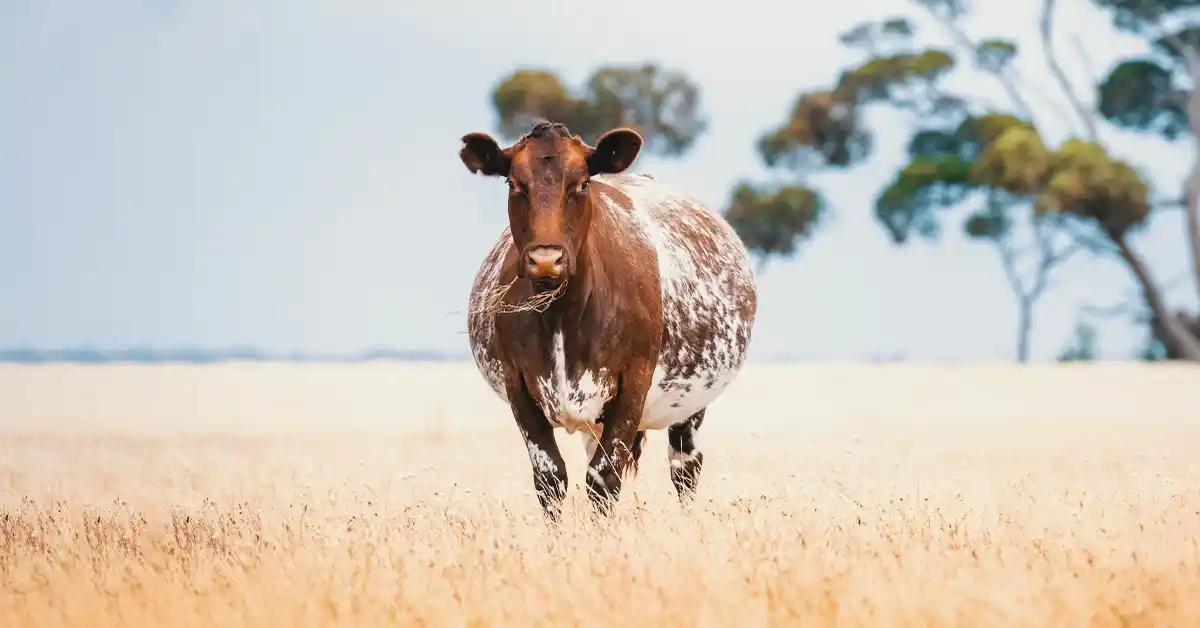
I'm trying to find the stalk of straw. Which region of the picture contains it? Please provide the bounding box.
[471,276,569,315]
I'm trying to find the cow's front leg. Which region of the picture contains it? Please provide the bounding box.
[506,376,567,522]
[586,368,651,516]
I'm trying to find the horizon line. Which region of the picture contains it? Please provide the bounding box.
[0,345,913,365]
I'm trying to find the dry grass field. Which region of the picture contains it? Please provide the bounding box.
[1,361,1199,627]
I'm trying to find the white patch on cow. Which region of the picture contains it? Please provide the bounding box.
[594,172,757,431]
[521,432,557,476]
[534,330,614,437]
[528,439,559,475]
[668,448,699,468]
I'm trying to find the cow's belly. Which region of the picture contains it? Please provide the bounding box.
[640,315,749,431]
[632,193,757,431]
[640,366,739,430]
[468,328,743,433]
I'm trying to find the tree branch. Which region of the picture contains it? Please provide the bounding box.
[1039,0,1100,141]
[995,230,1027,303]
[920,8,1034,120]
[915,2,1084,131]
[1123,0,1200,308]
[989,200,1084,362]
[1057,219,1118,258]
[1114,234,1200,359]
[1178,48,1200,304]
[1029,216,1084,302]
[1069,34,1100,87]
[1080,299,1147,321]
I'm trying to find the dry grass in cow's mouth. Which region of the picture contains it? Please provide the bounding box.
[531,277,565,294]
[472,275,569,315]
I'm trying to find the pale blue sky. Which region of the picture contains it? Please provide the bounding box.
[1,0,1196,361]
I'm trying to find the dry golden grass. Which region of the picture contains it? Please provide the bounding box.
[1,361,1199,627]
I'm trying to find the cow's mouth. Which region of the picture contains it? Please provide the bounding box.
[531,276,565,294]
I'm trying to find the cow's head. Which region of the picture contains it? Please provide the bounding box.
[459,122,642,291]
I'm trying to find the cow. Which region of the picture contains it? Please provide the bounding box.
[459,121,757,521]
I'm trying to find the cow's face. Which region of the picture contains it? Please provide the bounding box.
[459,123,642,291]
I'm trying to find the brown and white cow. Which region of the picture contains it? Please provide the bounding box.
[459,122,757,520]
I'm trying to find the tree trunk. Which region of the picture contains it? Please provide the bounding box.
[1015,296,1032,363]
[1115,235,1200,360]
[1186,175,1200,303]
[1182,49,1200,304]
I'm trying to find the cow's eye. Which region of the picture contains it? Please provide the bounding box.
[578,180,589,194]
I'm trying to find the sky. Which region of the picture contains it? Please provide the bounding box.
[1,0,1196,362]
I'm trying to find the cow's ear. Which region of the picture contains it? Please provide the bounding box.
[587,128,643,175]
[460,132,511,176]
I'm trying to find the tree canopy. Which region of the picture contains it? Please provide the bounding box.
[733,0,1200,360]
[489,64,707,157]
[723,183,826,269]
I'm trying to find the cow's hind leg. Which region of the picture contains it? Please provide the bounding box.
[667,409,705,502]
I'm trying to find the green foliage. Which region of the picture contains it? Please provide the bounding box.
[725,0,1197,357]
[1151,25,1200,59]
[757,91,871,169]
[839,17,915,51]
[792,14,1158,248]
[489,63,706,156]
[1037,139,1150,237]
[1057,321,1099,362]
[974,39,1018,73]
[877,108,1151,243]
[1096,59,1188,140]
[491,69,579,137]
[1091,0,1196,143]
[876,155,974,243]
[971,124,1051,195]
[755,18,968,173]
[904,113,1031,161]
[835,49,957,104]
[913,0,968,20]
[964,210,1010,239]
[1088,0,1200,360]
[876,113,1035,243]
[756,45,961,171]
[1090,0,1199,34]
[724,182,826,263]
[882,18,915,37]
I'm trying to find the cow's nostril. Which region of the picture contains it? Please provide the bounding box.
[528,248,563,265]
[527,247,565,276]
